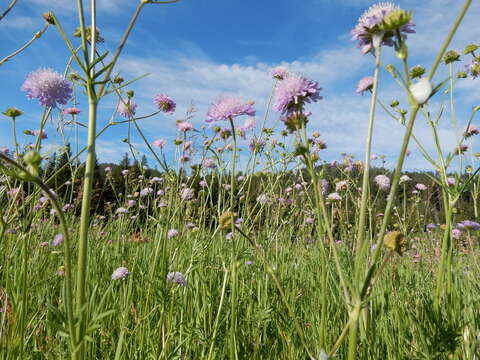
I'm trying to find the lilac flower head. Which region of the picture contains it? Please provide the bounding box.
[154,94,176,114]
[206,96,256,122]
[374,174,390,190]
[256,194,272,205]
[272,66,288,80]
[351,2,415,55]
[241,117,256,131]
[152,139,166,149]
[199,180,207,188]
[327,192,342,202]
[399,174,411,183]
[167,271,187,286]
[21,68,73,107]
[356,76,375,95]
[426,223,437,231]
[117,100,137,118]
[111,267,129,280]
[451,228,461,239]
[273,75,322,114]
[446,176,456,186]
[465,58,480,79]
[202,158,216,169]
[52,233,64,246]
[115,207,128,214]
[335,180,348,191]
[457,220,480,231]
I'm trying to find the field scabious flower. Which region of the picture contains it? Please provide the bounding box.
[327,192,342,202]
[399,174,411,183]
[206,96,255,123]
[154,94,176,114]
[167,229,179,239]
[273,75,322,114]
[463,124,479,138]
[52,234,64,246]
[63,107,81,115]
[180,188,194,201]
[272,66,288,80]
[176,121,194,132]
[356,76,374,95]
[117,100,137,118]
[111,267,129,280]
[451,228,461,239]
[167,272,187,287]
[415,183,427,191]
[21,68,73,107]
[374,174,390,190]
[351,2,415,55]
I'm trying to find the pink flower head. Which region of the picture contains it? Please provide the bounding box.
[415,183,427,191]
[152,139,166,149]
[176,121,194,132]
[180,188,194,201]
[116,100,137,118]
[463,124,479,138]
[63,107,81,115]
[206,96,256,123]
[52,234,64,246]
[21,68,73,107]
[167,229,179,239]
[356,76,374,95]
[273,75,322,115]
[111,267,129,280]
[374,174,390,190]
[241,117,256,131]
[154,94,176,114]
[34,129,48,139]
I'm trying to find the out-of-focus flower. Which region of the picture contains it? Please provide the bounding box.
[356,76,374,95]
[446,177,456,186]
[152,139,166,149]
[383,231,408,255]
[451,228,461,239]
[121,169,129,176]
[199,180,207,188]
[52,234,64,246]
[115,207,128,214]
[202,158,216,169]
[154,94,176,114]
[21,68,73,107]
[116,100,137,118]
[426,223,437,231]
[335,180,348,191]
[457,220,480,231]
[111,267,129,280]
[327,192,342,201]
[127,199,136,207]
[454,144,468,155]
[207,96,255,122]
[63,107,81,115]
[273,75,322,115]
[415,183,427,191]
[256,194,272,205]
[399,174,411,183]
[177,121,194,132]
[463,124,479,138]
[465,58,480,79]
[167,229,179,239]
[272,66,288,80]
[140,187,153,197]
[33,129,48,139]
[374,174,390,190]
[167,271,187,286]
[180,188,194,201]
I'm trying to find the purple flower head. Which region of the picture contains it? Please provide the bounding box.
[21,68,73,107]
[199,180,207,188]
[115,207,128,214]
[426,223,437,231]
[52,233,64,246]
[327,192,342,202]
[356,76,374,95]
[256,194,272,205]
[374,174,390,190]
[272,66,288,80]
[152,138,166,149]
[154,94,176,114]
[305,217,315,224]
[167,271,187,286]
[111,267,129,280]
[465,58,480,79]
[127,199,136,207]
[273,75,322,114]
[446,177,456,186]
[167,229,179,239]
[451,228,461,239]
[351,2,415,55]
[116,100,137,118]
[63,107,81,115]
[249,137,265,152]
[457,220,480,231]
[207,96,256,123]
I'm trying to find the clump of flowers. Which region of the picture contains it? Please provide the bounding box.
[206,96,255,123]
[111,267,129,280]
[21,68,73,107]
[273,75,322,115]
[351,2,415,54]
[154,94,176,114]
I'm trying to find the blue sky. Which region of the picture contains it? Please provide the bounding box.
[0,0,479,171]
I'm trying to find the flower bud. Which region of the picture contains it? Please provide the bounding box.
[443,50,461,64]
[42,12,55,25]
[381,9,413,31]
[219,211,237,230]
[3,107,23,118]
[463,44,479,55]
[410,65,425,79]
[456,71,468,79]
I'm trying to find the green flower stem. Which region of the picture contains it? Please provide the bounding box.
[228,116,237,212]
[355,45,382,257]
[0,23,49,66]
[0,153,77,356]
[11,117,19,156]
